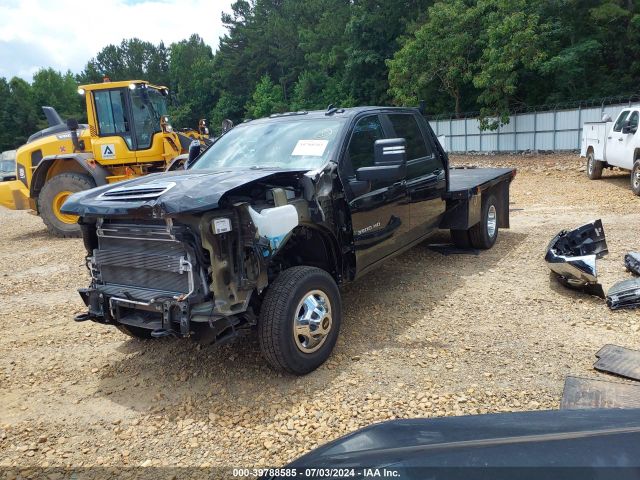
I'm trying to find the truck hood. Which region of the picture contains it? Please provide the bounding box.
[280,409,640,475]
[61,167,306,217]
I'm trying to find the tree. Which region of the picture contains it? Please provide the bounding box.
[388,0,479,115]
[168,34,216,128]
[31,68,84,126]
[5,78,38,147]
[246,74,286,118]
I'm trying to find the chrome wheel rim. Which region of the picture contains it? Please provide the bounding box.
[487,205,497,238]
[293,290,332,354]
[587,155,594,175]
[634,167,640,189]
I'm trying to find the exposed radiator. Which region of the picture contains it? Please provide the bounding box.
[94,220,192,301]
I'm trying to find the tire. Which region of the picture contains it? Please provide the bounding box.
[38,173,95,238]
[116,324,153,339]
[469,193,499,250]
[631,160,640,196]
[259,266,342,375]
[586,150,603,180]
[450,229,471,249]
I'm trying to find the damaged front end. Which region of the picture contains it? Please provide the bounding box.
[545,219,608,298]
[70,165,347,344]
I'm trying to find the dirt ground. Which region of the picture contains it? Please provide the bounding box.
[1,153,639,472]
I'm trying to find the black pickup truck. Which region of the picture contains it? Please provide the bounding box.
[63,107,515,375]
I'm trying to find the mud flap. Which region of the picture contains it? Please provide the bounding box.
[560,376,640,409]
[594,345,640,382]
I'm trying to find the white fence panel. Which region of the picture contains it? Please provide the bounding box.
[430,100,639,153]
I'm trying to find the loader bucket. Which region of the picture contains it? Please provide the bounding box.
[0,180,31,210]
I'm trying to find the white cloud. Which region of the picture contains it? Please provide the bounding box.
[0,0,234,80]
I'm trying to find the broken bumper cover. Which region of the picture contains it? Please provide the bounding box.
[607,278,640,310]
[545,219,608,297]
[625,252,640,276]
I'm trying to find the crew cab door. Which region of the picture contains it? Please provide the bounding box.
[607,110,637,169]
[341,114,411,274]
[385,112,446,241]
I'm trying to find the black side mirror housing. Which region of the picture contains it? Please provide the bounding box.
[622,120,637,134]
[356,138,407,182]
[185,140,201,169]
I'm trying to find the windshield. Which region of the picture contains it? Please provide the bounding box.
[130,87,169,149]
[192,118,345,170]
[0,160,14,173]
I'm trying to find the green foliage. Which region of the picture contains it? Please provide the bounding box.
[2,0,640,150]
[246,75,286,118]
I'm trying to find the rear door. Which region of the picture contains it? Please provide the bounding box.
[607,110,631,168]
[384,112,446,241]
[341,114,411,274]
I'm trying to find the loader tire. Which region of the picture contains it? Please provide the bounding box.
[587,151,603,180]
[38,173,95,238]
[259,266,342,375]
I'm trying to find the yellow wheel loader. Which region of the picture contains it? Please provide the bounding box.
[0,79,211,237]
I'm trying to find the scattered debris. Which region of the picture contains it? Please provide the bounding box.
[607,278,640,310]
[560,376,640,409]
[428,243,480,256]
[625,252,640,276]
[545,219,608,298]
[594,345,640,382]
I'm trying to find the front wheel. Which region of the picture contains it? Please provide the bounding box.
[587,151,603,180]
[631,160,640,196]
[38,173,95,237]
[259,266,342,375]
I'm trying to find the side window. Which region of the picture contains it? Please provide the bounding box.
[388,113,442,178]
[94,89,133,149]
[628,111,639,133]
[387,114,431,160]
[613,111,630,132]
[347,115,385,173]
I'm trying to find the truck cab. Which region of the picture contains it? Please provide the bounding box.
[581,106,640,195]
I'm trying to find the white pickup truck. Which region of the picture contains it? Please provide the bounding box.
[581,106,640,196]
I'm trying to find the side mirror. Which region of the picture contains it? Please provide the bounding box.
[621,120,635,134]
[602,114,612,123]
[185,140,201,169]
[356,138,407,182]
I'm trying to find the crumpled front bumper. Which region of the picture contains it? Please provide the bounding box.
[545,219,608,297]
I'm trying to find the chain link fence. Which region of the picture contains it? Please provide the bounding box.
[427,94,640,153]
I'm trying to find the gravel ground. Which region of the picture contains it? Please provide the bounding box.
[0,153,639,472]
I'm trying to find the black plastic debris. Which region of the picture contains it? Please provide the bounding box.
[625,252,640,276]
[428,243,480,256]
[607,277,640,310]
[560,375,640,409]
[594,344,640,382]
[545,219,608,298]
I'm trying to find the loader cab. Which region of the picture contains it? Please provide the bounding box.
[81,81,173,165]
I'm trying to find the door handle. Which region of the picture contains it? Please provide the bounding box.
[607,136,612,139]
[618,138,623,142]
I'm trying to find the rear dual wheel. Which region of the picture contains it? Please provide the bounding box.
[451,194,499,250]
[632,160,640,196]
[587,151,604,180]
[38,173,95,238]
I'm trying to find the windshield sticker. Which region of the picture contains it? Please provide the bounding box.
[292,139,328,157]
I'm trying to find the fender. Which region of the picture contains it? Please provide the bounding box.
[30,154,111,198]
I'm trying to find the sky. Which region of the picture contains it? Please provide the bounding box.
[0,0,235,81]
